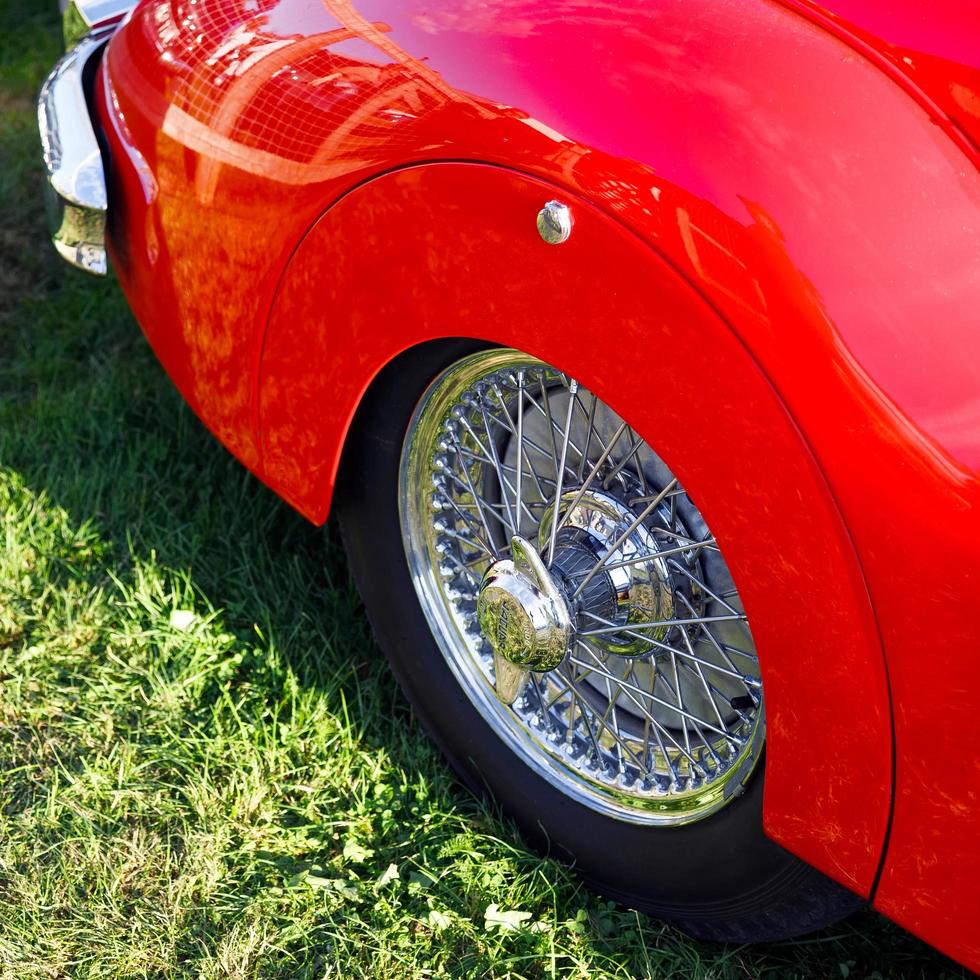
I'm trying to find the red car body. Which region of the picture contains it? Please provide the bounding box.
[55,0,980,967]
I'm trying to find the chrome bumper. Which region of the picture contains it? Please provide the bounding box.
[37,1,135,276]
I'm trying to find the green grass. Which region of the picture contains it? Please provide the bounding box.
[0,2,970,977]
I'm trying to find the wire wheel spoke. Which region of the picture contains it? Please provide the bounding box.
[401,349,765,826]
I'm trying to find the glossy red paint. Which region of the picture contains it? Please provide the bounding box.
[97,0,980,967]
[786,0,980,159]
[261,159,892,900]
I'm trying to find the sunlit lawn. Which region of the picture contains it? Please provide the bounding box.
[0,2,970,976]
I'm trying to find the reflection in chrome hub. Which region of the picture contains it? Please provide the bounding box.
[478,536,572,671]
[401,350,765,824]
[477,535,572,703]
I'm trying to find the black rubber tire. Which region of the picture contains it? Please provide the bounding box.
[335,339,865,942]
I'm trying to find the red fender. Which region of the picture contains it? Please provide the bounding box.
[259,162,892,901]
[99,0,980,966]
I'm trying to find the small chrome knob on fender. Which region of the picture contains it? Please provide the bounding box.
[477,536,572,703]
[536,200,572,245]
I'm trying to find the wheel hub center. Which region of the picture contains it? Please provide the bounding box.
[477,489,679,673]
[541,489,676,656]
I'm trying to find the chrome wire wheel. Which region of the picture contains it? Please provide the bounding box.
[399,349,764,825]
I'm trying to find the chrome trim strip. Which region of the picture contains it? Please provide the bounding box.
[37,29,113,276]
[62,0,135,49]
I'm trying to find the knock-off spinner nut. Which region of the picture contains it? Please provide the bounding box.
[477,536,572,671]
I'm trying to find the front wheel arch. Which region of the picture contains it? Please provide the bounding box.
[257,161,892,896]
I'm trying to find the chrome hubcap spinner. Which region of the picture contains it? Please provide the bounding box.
[478,535,572,673]
[477,535,572,703]
[478,490,679,702]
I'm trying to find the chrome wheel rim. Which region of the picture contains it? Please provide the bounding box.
[399,350,764,825]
